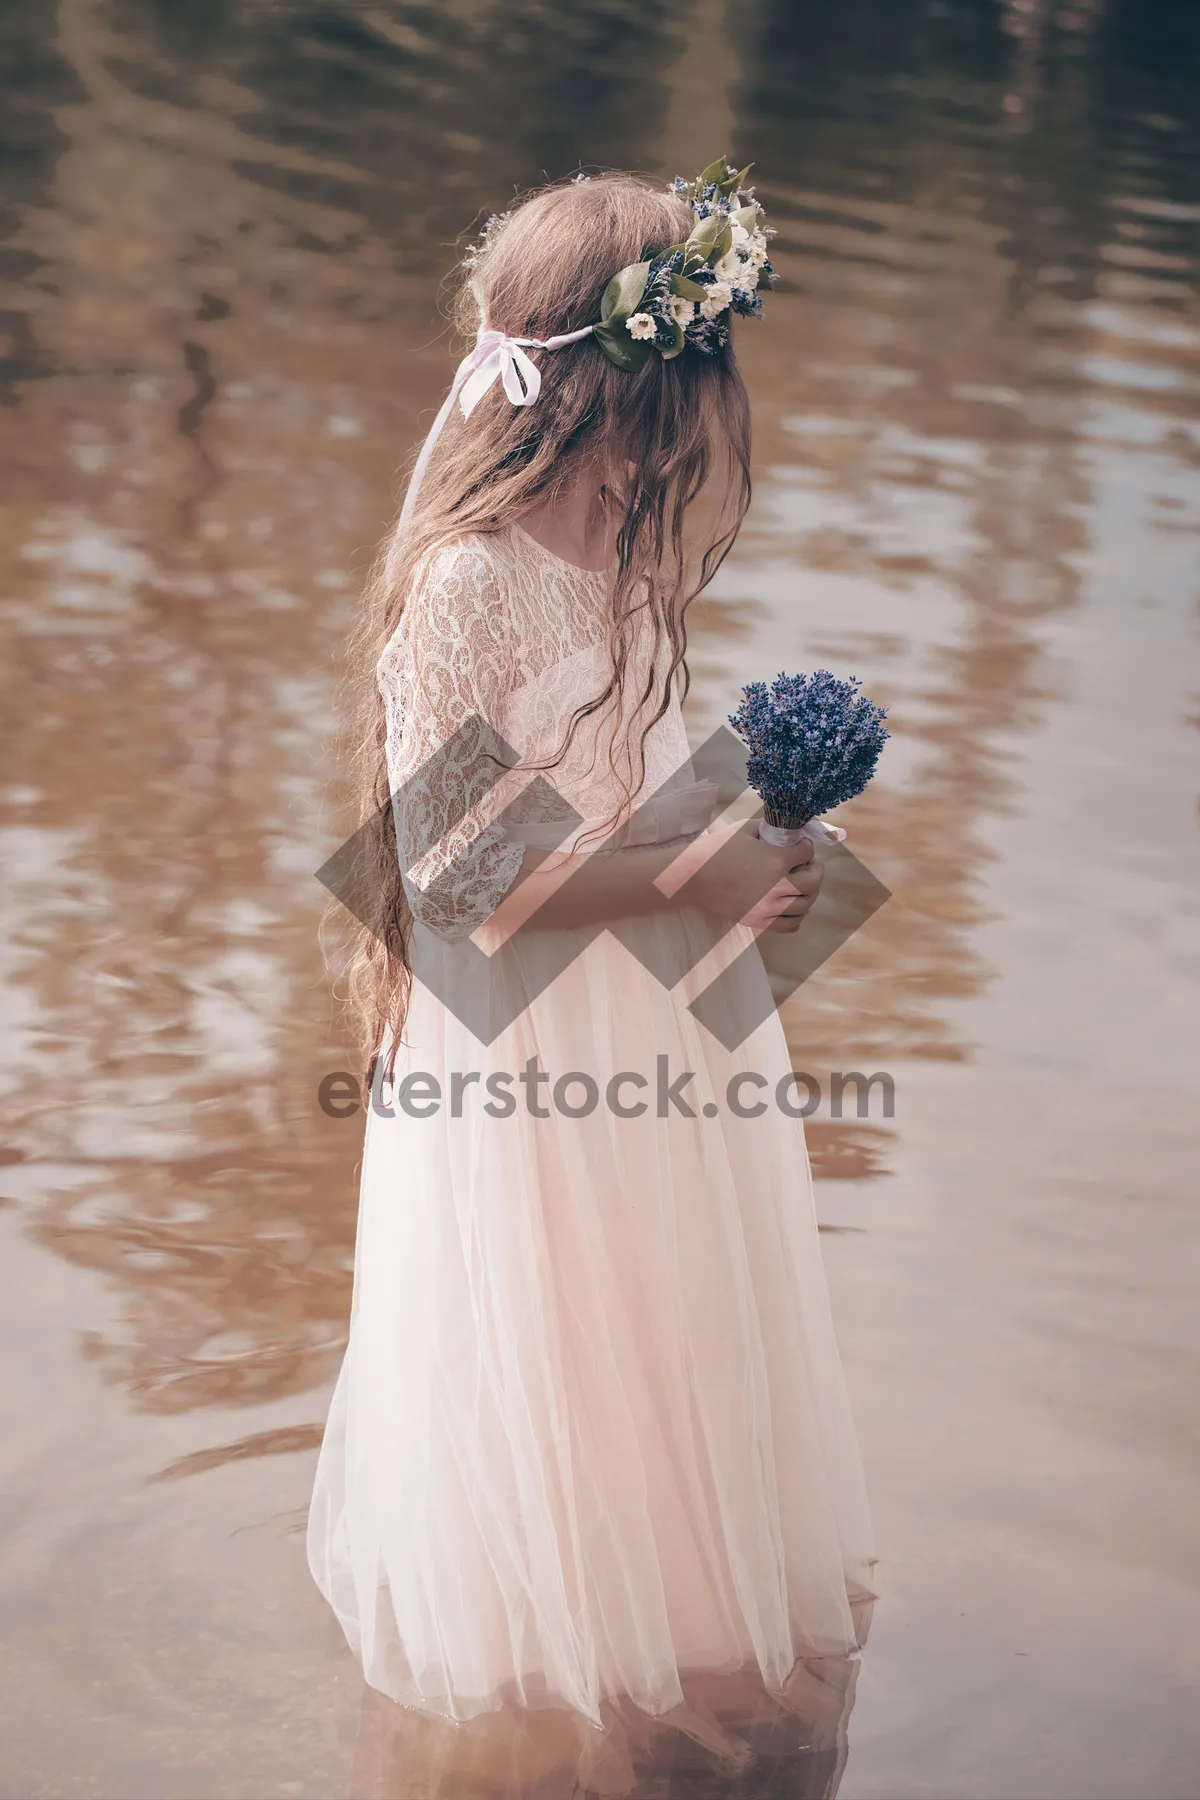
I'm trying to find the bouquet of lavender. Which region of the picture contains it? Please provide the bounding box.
[729,670,889,847]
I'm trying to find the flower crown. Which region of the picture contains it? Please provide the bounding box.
[468,157,775,370]
[594,158,775,368]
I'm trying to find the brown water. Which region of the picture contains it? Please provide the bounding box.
[2,2,1199,1795]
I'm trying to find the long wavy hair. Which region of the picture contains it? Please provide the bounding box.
[343,171,753,1077]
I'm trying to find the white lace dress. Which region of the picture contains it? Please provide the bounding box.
[308,524,874,1775]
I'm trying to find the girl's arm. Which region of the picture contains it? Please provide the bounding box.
[510,817,825,935]
[381,545,526,941]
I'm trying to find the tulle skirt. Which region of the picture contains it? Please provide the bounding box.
[308,902,874,1785]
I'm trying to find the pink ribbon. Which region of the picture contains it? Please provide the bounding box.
[390,324,597,560]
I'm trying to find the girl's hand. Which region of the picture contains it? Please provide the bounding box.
[690,819,826,934]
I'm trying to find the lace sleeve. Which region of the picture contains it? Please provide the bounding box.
[378,540,525,940]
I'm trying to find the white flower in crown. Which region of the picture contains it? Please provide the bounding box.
[626,312,657,340]
[669,294,697,327]
[699,280,734,321]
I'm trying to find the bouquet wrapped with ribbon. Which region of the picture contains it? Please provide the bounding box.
[729,670,889,849]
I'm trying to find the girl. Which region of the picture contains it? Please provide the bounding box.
[310,167,874,1791]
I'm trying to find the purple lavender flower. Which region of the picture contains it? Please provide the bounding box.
[729,670,889,829]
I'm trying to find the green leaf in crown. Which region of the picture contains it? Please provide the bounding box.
[687,212,734,263]
[593,259,656,370]
[682,157,755,205]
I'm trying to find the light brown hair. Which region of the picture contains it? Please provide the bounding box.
[343,170,753,1076]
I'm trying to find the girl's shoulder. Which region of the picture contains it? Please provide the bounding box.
[377,524,604,690]
[377,531,516,690]
[412,525,565,620]
[419,524,607,595]
[416,528,510,597]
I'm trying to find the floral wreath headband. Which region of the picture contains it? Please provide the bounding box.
[392,158,774,540]
[471,157,775,368]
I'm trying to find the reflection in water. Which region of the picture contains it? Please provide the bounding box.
[2,1,1199,1794]
[149,1421,326,1484]
[348,1643,867,1800]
